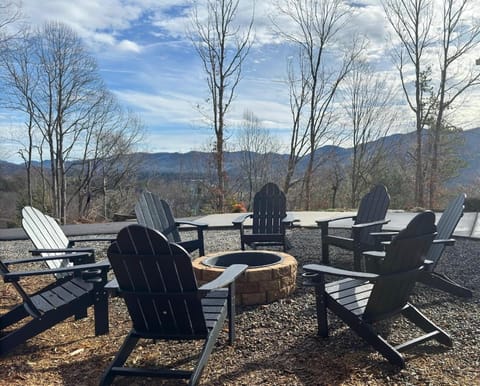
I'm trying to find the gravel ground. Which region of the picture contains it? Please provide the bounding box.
[1,227,479,385]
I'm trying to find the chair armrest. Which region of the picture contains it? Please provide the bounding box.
[105,265,248,297]
[303,263,379,280]
[316,215,356,227]
[199,264,248,291]
[433,238,455,246]
[69,237,115,246]
[2,260,110,281]
[363,250,386,260]
[30,247,94,255]
[362,250,387,272]
[370,231,398,242]
[4,252,92,266]
[282,213,300,227]
[175,220,208,230]
[105,278,119,296]
[232,213,253,226]
[351,219,390,230]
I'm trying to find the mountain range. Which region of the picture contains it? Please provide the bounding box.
[1,128,480,187]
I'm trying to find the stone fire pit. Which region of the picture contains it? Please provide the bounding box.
[192,250,297,306]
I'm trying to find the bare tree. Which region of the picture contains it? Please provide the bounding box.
[383,0,435,207]
[324,152,345,209]
[0,29,37,206]
[190,0,254,212]
[343,60,397,207]
[384,0,480,208]
[427,0,480,207]
[0,1,21,46]
[0,1,22,161]
[68,90,144,220]
[1,21,143,222]
[236,110,281,208]
[283,52,310,196]
[275,0,362,209]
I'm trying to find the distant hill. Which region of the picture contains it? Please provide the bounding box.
[1,128,479,186]
[0,160,24,175]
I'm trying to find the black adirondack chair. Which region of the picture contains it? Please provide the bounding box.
[0,253,109,357]
[317,184,390,270]
[101,224,247,386]
[135,191,208,256]
[22,206,112,271]
[303,211,452,368]
[420,193,472,297]
[368,193,472,298]
[232,182,298,252]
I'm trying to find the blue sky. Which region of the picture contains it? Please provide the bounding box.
[1,0,480,162]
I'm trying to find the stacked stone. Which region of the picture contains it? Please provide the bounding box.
[192,251,297,306]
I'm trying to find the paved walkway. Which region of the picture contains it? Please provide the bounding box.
[1,210,479,241]
[195,210,480,239]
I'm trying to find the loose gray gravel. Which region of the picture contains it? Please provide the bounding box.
[200,227,480,385]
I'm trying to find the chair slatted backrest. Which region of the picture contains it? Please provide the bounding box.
[135,191,181,244]
[364,211,436,322]
[252,183,287,235]
[22,206,70,270]
[353,184,390,246]
[107,224,207,337]
[427,193,465,269]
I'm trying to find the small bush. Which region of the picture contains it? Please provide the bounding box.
[231,202,246,213]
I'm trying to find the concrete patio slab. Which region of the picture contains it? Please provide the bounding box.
[0,210,478,241]
[195,210,480,239]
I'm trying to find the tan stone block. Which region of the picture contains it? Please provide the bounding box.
[281,276,296,287]
[258,280,280,291]
[274,263,293,278]
[201,269,223,282]
[236,281,259,293]
[245,268,272,282]
[279,285,295,297]
[267,290,281,303]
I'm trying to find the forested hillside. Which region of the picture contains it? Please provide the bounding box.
[1,127,479,228]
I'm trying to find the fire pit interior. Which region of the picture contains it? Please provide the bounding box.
[193,250,297,306]
[202,251,283,268]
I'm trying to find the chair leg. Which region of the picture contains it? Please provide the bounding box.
[336,310,405,367]
[360,324,406,368]
[240,240,245,250]
[227,282,236,345]
[189,320,225,386]
[321,243,330,264]
[93,287,109,335]
[99,332,140,386]
[1,321,47,357]
[320,224,330,264]
[1,304,83,357]
[0,304,29,330]
[353,249,362,271]
[419,272,473,298]
[197,230,205,256]
[314,279,329,337]
[327,298,405,367]
[401,304,452,347]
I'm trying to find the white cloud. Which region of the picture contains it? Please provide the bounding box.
[2,0,478,163]
[114,89,200,126]
[117,39,143,53]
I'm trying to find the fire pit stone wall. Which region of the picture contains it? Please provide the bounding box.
[192,251,298,306]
